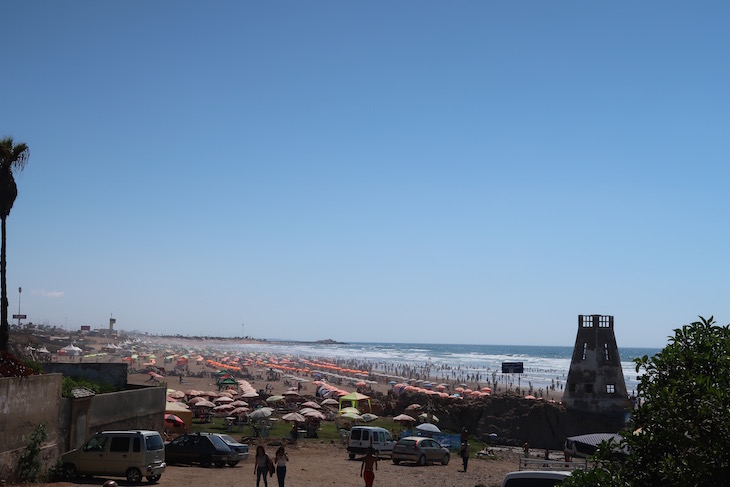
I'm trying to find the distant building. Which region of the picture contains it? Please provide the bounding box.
[563,315,629,415]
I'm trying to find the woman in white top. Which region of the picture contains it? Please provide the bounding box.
[274,446,289,487]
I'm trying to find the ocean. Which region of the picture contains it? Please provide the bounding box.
[232,341,660,396]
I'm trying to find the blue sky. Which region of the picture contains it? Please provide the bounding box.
[2,1,729,347]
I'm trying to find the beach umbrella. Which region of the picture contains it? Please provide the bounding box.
[195,400,215,408]
[213,404,234,411]
[283,390,299,396]
[419,413,439,423]
[241,391,259,399]
[340,407,360,415]
[340,411,362,421]
[249,408,273,420]
[525,395,536,400]
[164,414,184,426]
[231,400,249,407]
[393,414,416,422]
[416,423,441,434]
[214,396,234,403]
[282,412,306,423]
[361,413,378,423]
[301,401,321,409]
[301,410,325,420]
[266,395,285,403]
[188,396,207,405]
[231,407,250,415]
[321,398,339,406]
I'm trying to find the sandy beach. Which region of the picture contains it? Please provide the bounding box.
[25,335,568,487]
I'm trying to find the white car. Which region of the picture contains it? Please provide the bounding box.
[501,470,572,487]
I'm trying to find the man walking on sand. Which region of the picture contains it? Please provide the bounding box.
[360,447,378,487]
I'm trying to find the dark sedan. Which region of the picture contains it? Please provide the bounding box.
[165,433,237,467]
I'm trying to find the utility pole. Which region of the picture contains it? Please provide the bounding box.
[17,287,22,327]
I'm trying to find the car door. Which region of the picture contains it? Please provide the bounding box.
[75,435,108,475]
[167,435,189,463]
[104,435,131,476]
[423,440,439,462]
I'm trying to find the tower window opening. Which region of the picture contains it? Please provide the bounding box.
[604,343,610,361]
[607,384,615,394]
[582,343,587,360]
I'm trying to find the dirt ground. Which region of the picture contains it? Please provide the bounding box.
[29,441,523,487]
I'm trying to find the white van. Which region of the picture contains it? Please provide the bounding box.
[61,430,166,483]
[501,470,572,487]
[347,426,396,460]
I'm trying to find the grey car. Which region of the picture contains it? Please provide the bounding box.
[214,434,249,465]
[392,436,450,466]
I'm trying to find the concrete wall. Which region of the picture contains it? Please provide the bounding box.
[0,374,166,482]
[0,374,63,481]
[43,362,128,389]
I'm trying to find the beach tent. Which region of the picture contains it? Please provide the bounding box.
[60,344,83,356]
[338,392,371,412]
[165,401,192,431]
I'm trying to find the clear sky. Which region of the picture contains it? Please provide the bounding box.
[2,1,729,348]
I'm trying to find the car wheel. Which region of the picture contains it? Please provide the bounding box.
[392,459,400,465]
[126,467,143,483]
[227,461,239,467]
[418,455,426,466]
[62,464,77,481]
[200,455,212,467]
[146,474,161,483]
[441,454,450,465]
[349,453,355,460]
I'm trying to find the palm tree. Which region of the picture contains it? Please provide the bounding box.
[0,137,29,351]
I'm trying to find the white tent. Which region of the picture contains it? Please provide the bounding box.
[60,344,83,356]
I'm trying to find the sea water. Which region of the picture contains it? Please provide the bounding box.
[233,341,660,396]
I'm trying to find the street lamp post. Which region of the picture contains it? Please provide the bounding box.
[17,287,22,327]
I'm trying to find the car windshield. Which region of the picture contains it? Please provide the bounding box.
[219,435,236,444]
[399,440,417,447]
[146,434,164,451]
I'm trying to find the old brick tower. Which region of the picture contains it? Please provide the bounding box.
[563,315,629,414]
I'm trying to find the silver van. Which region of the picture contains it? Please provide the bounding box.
[347,426,396,460]
[61,430,166,483]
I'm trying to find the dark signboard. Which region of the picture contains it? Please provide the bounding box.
[502,361,524,374]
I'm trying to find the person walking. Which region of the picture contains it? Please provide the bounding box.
[360,447,378,487]
[254,445,271,487]
[274,445,289,487]
[460,440,470,472]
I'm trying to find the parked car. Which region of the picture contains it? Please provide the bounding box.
[165,432,237,467]
[391,436,450,466]
[214,434,249,465]
[347,426,396,460]
[61,430,166,483]
[501,470,573,487]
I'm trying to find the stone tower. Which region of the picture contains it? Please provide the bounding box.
[563,315,629,414]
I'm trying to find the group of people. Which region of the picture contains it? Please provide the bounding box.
[254,445,289,487]
[250,433,474,487]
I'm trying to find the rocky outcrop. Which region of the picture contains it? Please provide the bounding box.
[378,391,628,451]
